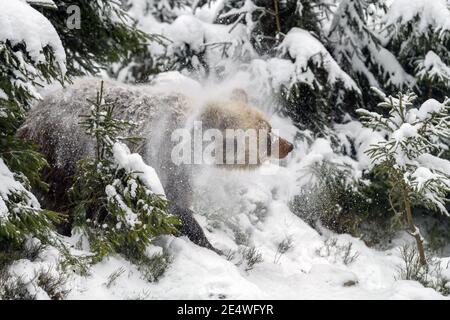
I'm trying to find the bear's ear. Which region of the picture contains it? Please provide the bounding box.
[230,88,248,103]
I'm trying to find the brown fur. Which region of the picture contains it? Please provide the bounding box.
[200,98,293,169]
[18,78,293,250]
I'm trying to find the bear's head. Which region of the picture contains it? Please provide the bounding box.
[199,89,293,169]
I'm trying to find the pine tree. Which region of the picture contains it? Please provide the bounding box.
[275,26,360,131]
[140,0,190,23]
[217,0,331,53]
[0,0,153,250]
[70,82,179,261]
[110,0,207,83]
[328,0,414,108]
[115,0,358,132]
[34,0,151,77]
[215,0,361,131]
[358,89,450,265]
[0,0,65,247]
[384,0,450,101]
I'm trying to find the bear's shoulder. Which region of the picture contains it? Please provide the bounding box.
[18,77,193,171]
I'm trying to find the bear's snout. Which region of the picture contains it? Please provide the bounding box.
[285,140,294,153]
[278,137,294,159]
[267,133,293,159]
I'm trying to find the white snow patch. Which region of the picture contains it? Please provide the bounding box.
[112,142,166,197]
[279,28,360,93]
[385,0,450,35]
[0,0,66,73]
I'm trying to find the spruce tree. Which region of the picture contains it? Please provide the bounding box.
[215,0,360,131]
[384,0,450,101]
[358,89,450,265]
[0,0,155,249]
[0,0,65,247]
[328,0,414,109]
[110,0,200,83]
[217,0,331,53]
[70,82,179,261]
[33,0,151,77]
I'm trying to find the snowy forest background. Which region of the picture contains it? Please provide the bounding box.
[0,0,450,299]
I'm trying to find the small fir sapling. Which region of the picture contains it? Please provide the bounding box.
[357,88,450,265]
[69,81,179,261]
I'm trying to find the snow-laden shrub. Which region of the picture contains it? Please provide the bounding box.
[397,244,450,296]
[290,160,396,244]
[316,237,360,266]
[0,238,73,300]
[0,159,60,244]
[358,89,450,265]
[274,236,293,264]
[290,162,368,234]
[134,250,172,283]
[239,246,263,271]
[69,82,179,261]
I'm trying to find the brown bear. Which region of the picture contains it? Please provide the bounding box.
[18,78,293,251]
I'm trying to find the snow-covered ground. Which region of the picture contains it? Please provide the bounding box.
[7,74,447,300]
[63,114,448,299]
[64,162,447,299]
